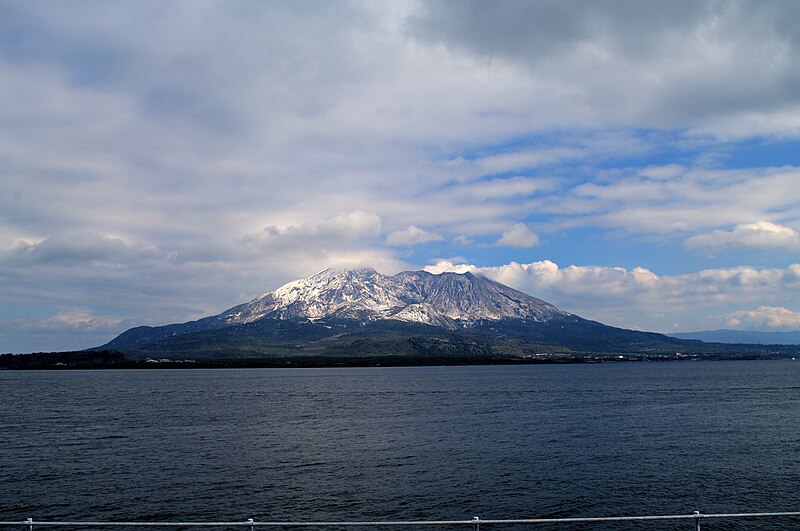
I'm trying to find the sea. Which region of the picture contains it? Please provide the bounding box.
[1,360,799,530]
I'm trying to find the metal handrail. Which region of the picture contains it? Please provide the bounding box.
[2,512,800,530]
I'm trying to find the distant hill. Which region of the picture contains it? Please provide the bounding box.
[669,329,800,345]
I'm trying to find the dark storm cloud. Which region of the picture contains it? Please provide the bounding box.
[407,1,800,63]
[407,0,800,126]
[406,1,706,61]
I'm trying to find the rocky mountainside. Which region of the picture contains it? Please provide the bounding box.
[97,268,800,363]
[219,267,568,327]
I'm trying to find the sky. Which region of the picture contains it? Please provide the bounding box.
[2,0,800,353]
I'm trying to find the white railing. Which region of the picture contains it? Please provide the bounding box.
[3,512,800,531]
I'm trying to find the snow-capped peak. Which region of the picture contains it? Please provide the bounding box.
[220,267,568,328]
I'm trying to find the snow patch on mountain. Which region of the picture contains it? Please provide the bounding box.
[220,267,568,328]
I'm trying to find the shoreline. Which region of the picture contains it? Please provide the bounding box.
[2,349,797,370]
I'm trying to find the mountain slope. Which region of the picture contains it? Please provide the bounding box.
[104,268,567,350]
[218,268,567,326]
[98,268,800,361]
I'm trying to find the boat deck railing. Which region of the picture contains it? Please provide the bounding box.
[3,512,800,530]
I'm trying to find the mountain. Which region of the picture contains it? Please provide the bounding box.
[669,329,800,345]
[104,268,566,347]
[220,267,567,326]
[97,268,800,364]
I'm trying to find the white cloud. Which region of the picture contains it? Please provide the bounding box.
[443,148,586,179]
[640,164,685,180]
[727,306,800,330]
[48,310,122,331]
[424,261,475,275]
[559,166,800,236]
[497,223,539,247]
[425,260,800,333]
[385,225,443,246]
[689,107,800,141]
[0,213,409,352]
[685,221,800,252]
[450,176,558,200]
[241,211,382,252]
[0,310,126,353]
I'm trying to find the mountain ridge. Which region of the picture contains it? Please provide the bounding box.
[217,267,568,328]
[96,268,800,362]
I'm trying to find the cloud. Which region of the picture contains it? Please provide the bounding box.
[0,310,126,353]
[242,211,382,252]
[496,223,540,247]
[45,310,122,331]
[441,149,585,179]
[425,260,800,332]
[0,214,406,352]
[5,233,159,265]
[449,176,558,200]
[727,306,800,330]
[385,225,443,246]
[3,2,799,254]
[640,164,686,180]
[685,221,800,252]
[561,166,800,236]
[406,0,800,138]
[424,261,475,275]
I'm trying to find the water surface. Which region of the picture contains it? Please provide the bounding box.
[1,361,799,529]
